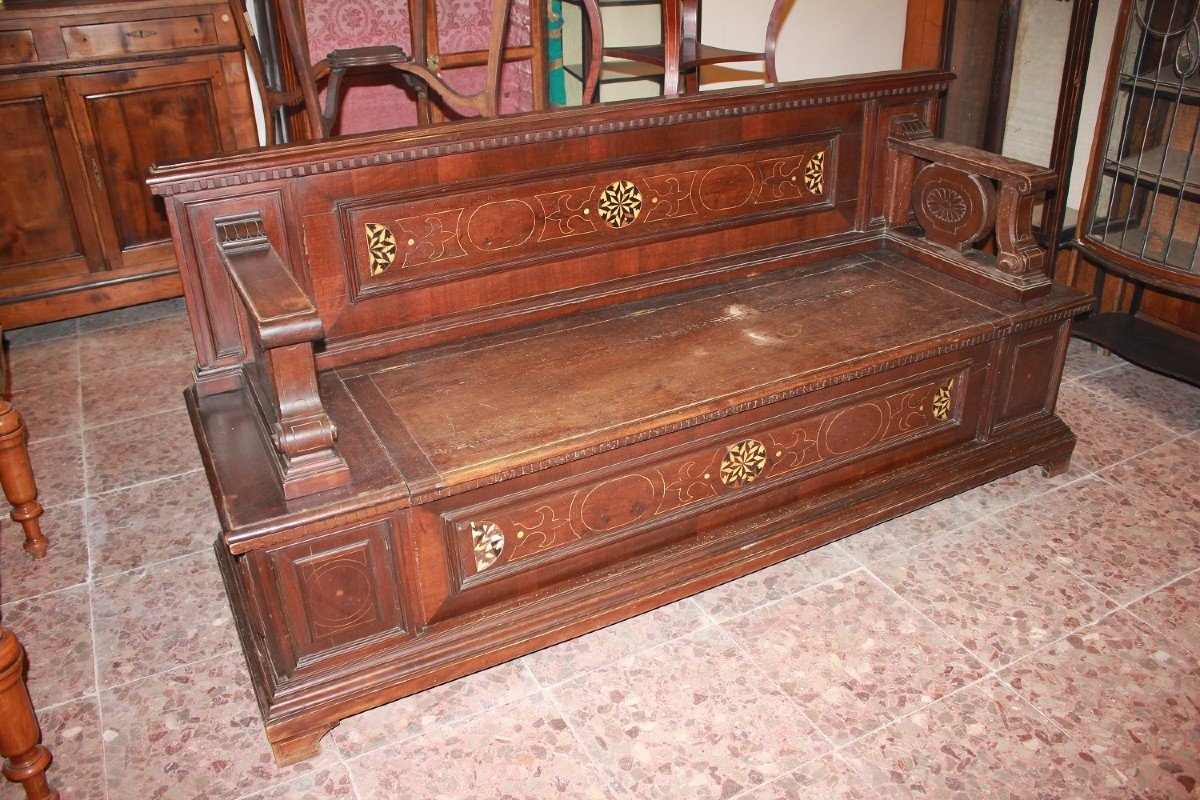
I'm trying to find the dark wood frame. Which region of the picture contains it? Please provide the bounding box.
[152,68,1088,765]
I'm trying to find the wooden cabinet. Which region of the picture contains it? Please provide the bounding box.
[1071,0,1200,385]
[0,76,102,285]
[0,0,256,327]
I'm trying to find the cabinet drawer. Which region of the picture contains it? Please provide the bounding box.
[62,15,218,59]
[0,30,37,65]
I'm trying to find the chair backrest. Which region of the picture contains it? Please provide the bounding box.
[238,0,556,141]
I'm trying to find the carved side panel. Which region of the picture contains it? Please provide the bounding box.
[446,369,965,581]
[267,518,407,668]
[343,137,836,299]
[911,163,997,252]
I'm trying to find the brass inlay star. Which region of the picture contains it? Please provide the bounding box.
[597,180,643,229]
[471,522,505,572]
[932,379,955,421]
[720,439,768,486]
[365,223,397,274]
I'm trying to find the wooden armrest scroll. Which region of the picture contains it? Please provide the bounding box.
[886,115,1055,302]
[216,214,350,500]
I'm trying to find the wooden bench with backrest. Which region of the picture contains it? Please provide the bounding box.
[149,68,1091,765]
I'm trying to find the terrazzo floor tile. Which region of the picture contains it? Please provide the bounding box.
[78,316,195,375]
[838,496,980,565]
[0,500,88,602]
[75,297,187,334]
[83,408,203,494]
[523,598,709,685]
[691,544,856,622]
[91,551,237,688]
[11,377,82,442]
[0,696,104,800]
[0,584,94,709]
[334,659,541,758]
[1000,611,1200,799]
[100,650,341,800]
[4,337,80,392]
[86,469,218,578]
[841,677,1134,800]
[1127,573,1200,662]
[1079,363,1200,434]
[552,626,827,800]
[995,476,1200,604]
[27,434,85,506]
[870,518,1116,667]
[347,694,613,800]
[240,765,358,800]
[738,754,883,800]
[954,462,1089,517]
[1100,437,1200,511]
[723,571,987,745]
[1055,382,1178,471]
[1061,338,1123,381]
[81,356,191,429]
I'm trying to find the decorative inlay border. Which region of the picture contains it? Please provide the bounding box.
[347,141,832,291]
[148,78,951,198]
[453,370,963,575]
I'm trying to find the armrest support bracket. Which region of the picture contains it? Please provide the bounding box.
[886,116,1056,302]
[216,214,351,500]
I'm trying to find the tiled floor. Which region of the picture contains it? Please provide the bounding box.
[1,299,1198,800]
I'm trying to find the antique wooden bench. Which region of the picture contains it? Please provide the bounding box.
[150,68,1091,765]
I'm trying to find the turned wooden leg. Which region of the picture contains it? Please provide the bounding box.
[269,723,335,767]
[0,628,58,800]
[0,399,46,559]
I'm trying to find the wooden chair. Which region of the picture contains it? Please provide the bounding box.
[577,0,791,99]
[235,0,552,142]
[0,332,56,800]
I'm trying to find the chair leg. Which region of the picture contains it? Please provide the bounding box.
[0,629,58,800]
[0,400,45,560]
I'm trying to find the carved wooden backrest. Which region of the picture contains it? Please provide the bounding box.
[150,71,952,390]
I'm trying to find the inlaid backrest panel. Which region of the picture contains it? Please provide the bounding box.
[346,137,832,298]
[151,70,949,382]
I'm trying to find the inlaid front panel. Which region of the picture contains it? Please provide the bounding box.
[267,518,407,665]
[344,137,836,297]
[444,367,966,584]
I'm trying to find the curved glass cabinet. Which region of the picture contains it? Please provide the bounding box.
[1074,0,1200,383]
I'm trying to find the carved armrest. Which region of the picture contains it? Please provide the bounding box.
[216,214,350,500]
[886,116,1056,302]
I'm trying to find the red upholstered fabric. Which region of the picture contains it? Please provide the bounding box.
[303,0,535,135]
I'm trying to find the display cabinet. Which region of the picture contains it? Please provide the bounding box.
[1073,0,1200,383]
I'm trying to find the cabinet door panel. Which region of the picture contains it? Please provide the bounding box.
[0,77,100,283]
[66,61,239,269]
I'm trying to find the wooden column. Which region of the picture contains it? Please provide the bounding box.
[0,629,57,800]
[0,400,46,560]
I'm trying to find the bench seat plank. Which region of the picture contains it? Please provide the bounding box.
[352,252,1010,491]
